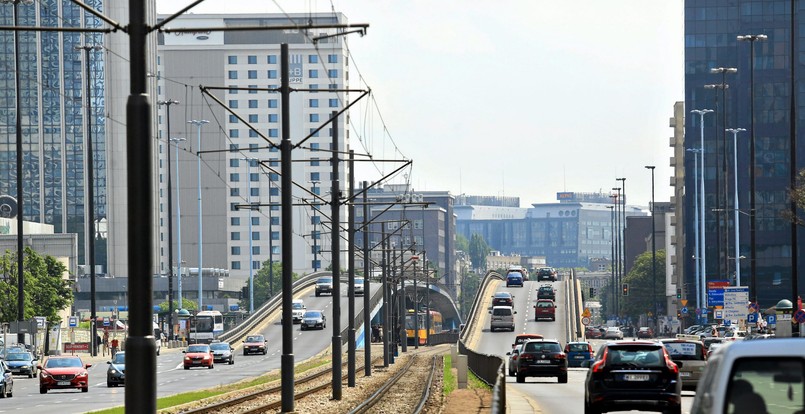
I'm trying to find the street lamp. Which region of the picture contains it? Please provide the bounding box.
[157,99,179,337]
[726,128,746,286]
[170,136,186,310]
[607,205,616,313]
[737,34,767,304]
[645,166,657,327]
[76,43,102,356]
[241,157,256,313]
[310,180,320,272]
[686,147,702,311]
[691,109,713,319]
[189,120,208,309]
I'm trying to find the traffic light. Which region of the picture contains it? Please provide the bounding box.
[622,283,629,296]
[676,288,682,299]
[589,287,595,298]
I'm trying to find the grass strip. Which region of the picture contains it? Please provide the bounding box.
[443,354,456,396]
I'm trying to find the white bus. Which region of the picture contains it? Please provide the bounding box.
[189,311,224,344]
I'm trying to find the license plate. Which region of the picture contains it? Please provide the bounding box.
[193,361,201,364]
[574,355,585,359]
[536,360,551,364]
[624,374,649,381]
[680,372,691,377]
[57,381,71,386]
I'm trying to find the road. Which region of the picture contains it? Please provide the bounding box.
[472,277,696,414]
[1,284,378,414]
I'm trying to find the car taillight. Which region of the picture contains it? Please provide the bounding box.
[665,354,679,374]
[555,353,566,360]
[520,354,533,362]
[592,359,606,373]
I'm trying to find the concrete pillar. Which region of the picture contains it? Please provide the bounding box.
[456,354,468,389]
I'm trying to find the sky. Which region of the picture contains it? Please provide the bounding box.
[156,1,684,209]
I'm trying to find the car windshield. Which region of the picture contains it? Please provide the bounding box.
[6,352,30,361]
[568,344,590,352]
[318,277,333,284]
[515,335,543,344]
[663,342,704,360]
[606,346,664,367]
[292,302,304,310]
[492,308,512,316]
[210,343,230,351]
[187,345,210,353]
[45,358,83,368]
[112,352,125,364]
[524,342,561,353]
[355,279,364,284]
[494,293,511,299]
[304,311,323,318]
[246,335,264,342]
[537,302,553,308]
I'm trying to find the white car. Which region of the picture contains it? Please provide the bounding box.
[603,327,624,339]
[691,338,805,414]
[291,299,306,324]
[354,278,365,296]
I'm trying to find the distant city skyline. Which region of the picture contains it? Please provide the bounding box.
[156,1,683,208]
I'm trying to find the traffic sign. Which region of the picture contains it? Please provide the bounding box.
[767,314,777,325]
[582,308,591,318]
[103,317,110,327]
[795,309,805,324]
[681,307,688,314]
[748,302,760,313]
[747,313,758,323]
[68,316,78,328]
[680,299,688,306]
[581,316,591,326]
[695,308,702,316]
[714,309,724,319]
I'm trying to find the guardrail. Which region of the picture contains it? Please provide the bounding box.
[340,284,384,345]
[459,270,502,344]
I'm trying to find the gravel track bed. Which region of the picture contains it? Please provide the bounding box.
[359,350,441,414]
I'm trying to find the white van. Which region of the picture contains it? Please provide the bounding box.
[489,306,516,332]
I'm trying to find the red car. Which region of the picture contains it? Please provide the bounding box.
[183,344,214,369]
[243,334,267,355]
[534,299,556,321]
[39,356,91,394]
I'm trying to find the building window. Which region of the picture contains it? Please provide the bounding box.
[310,158,320,167]
[231,246,241,255]
[310,84,318,94]
[309,55,318,63]
[271,217,279,226]
[228,70,238,79]
[309,99,319,108]
[251,216,260,226]
[231,217,240,226]
[269,114,278,123]
[231,261,241,270]
[229,100,239,108]
[270,187,279,197]
[248,85,257,94]
[309,128,320,137]
[229,144,239,151]
[250,187,259,197]
[328,54,337,63]
[249,129,258,138]
[248,55,257,64]
[309,69,318,78]
[230,173,240,182]
[248,70,257,79]
[269,129,278,137]
[228,56,237,64]
[249,144,258,153]
[249,100,258,108]
[252,246,260,255]
[252,231,260,241]
[328,69,337,78]
[229,129,239,138]
[269,173,279,181]
[310,172,320,181]
[230,158,239,167]
[267,55,277,64]
[267,70,277,79]
[269,158,279,167]
[329,98,338,107]
[229,115,238,123]
[268,99,278,108]
[248,114,258,123]
[228,85,238,94]
[251,172,259,182]
[312,260,321,269]
[310,113,319,122]
[231,232,241,241]
[253,261,261,270]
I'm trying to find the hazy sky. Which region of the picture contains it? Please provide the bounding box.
[156,1,684,208]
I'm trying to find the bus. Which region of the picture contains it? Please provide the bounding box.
[405,309,443,346]
[189,310,224,344]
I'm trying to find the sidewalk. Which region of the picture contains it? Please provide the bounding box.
[506,386,542,413]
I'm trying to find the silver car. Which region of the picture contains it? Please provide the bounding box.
[354,278,365,295]
[603,327,624,339]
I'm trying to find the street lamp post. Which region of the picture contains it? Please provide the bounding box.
[726,128,746,286]
[189,120,208,310]
[736,34,767,304]
[616,177,626,282]
[170,136,186,310]
[645,166,657,327]
[157,99,179,337]
[691,109,713,319]
[607,205,616,313]
[686,147,702,311]
[242,157,255,313]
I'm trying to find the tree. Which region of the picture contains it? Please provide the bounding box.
[458,272,481,320]
[468,233,491,271]
[784,168,805,225]
[456,234,469,253]
[241,261,299,311]
[157,299,198,315]
[621,250,667,320]
[0,247,73,324]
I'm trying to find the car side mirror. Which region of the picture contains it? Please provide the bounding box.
[85,364,92,368]
[506,352,511,356]
[514,311,518,314]
[230,348,234,351]
[182,350,187,353]
[107,361,112,365]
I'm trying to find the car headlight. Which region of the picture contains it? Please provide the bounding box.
[184,357,191,361]
[21,365,29,369]
[110,369,119,374]
[41,372,50,378]
[203,355,210,360]
[79,371,88,377]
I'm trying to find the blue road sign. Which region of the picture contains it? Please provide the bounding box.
[748,313,758,323]
[681,307,689,314]
[767,314,777,325]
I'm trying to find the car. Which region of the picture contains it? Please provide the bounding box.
[603,326,624,339]
[706,342,725,358]
[584,341,682,414]
[315,277,333,297]
[534,299,556,321]
[183,344,214,369]
[39,356,90,393]
[106,351,125,387]
[506,344,524,376]
[243,334,267,355]
[512,333,544,349]
[507,265,529,281]
[506,272,524,287]
[565,341,595,368]
[210,342,235,365]
[291,299,306,324]
[4,352,38,378]
[0,361,12,398]
[515,339,568,383]
[354,277,365,295]
[489,306,516,332]
[301,310,326,330]
[637,327,654,339]
[690,338,805,414]
[586,327,605,339]
[537,267,558,281]
[659,338,707,391]
[491,291,514,307]
[722,329,746,342]
[702,337,724,350]
[537,284,556,300]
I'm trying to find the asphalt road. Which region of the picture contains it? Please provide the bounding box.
[0,284,379,414]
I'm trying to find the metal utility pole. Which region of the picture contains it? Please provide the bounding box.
[279,43,295,414]
[399,241,407,354]
[381,228,389,367]
[347,150,356,387]
[157,98,179,339]
[691,109,713,318]
[646,166,657,326]
[790,1,799,311]
[77,44,102,355]
[171,136,186,310]
[330,112,342,400]
[413,256,418,349]
[362,181,371,376]
[244,158,255,313]
[607,205,616,312]
[189,119,208,309]
[616,177,626,276]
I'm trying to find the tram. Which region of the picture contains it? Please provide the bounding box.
[405,309,443,345]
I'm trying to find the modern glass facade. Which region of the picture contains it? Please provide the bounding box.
[0,0,106,269]
[684,0,805,309]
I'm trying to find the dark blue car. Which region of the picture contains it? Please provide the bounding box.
[564,341,594,367]
[506,272,524,287]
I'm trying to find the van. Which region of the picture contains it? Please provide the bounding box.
[489,306,516,332]
[291,299,306,324]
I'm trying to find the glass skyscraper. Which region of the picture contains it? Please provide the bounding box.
[685,0,805,309]
[0,0,107,269]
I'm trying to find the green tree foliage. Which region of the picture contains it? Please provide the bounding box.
[241,261,299,310]
[457,272,481,320]
[0,247,73,324]
[456,234,469,253]
[468,233,491,271]
[157,299,198,315]
[621,250,666,319]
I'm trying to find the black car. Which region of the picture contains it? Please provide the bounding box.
[584,341,682,414]
[301,310,326,330]
[515,339,567,383]
[491,292,514,307]
[210,342,235,365]
[315,277,333,297]
[106,351,125,387]
[537,284,555,300]
[537,267,557,282]
[0,361,13,398]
